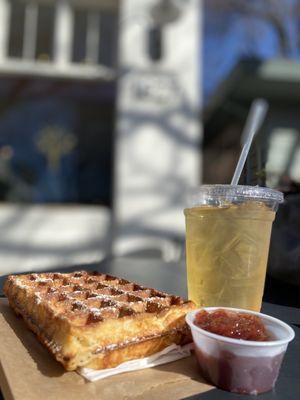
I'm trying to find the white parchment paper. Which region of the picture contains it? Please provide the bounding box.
[78,343,194,382]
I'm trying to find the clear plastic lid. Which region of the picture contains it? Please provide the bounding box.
[187,185,284,210]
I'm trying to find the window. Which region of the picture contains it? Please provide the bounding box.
[8,0,55,61]
[72,9,88,63]
[72,8,118,67]
[6,1,118,69]
[98,11,118,68]
[35,4,55,61]
[8,0,25,58]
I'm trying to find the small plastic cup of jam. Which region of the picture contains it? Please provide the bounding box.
[186,307,295,395]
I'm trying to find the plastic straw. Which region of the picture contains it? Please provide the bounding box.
[231,99,268,186]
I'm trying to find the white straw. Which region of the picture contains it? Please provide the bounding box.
[231,99,269,186]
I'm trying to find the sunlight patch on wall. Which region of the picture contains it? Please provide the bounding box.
[266,128,298,187]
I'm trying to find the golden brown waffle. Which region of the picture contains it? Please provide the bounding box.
[4,271,196,371]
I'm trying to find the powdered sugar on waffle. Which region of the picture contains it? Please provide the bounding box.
[12,271,187,326]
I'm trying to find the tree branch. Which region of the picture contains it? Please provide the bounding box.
[206,0,291,56]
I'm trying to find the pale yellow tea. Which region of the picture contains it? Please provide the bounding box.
[185,202,275,311]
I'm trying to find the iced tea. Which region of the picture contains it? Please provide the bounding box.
[185,201,275,311]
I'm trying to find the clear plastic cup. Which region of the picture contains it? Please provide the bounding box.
[184,185,284,311]
[186,307,295,395]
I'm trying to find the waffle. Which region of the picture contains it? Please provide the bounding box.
[4,271,196,371]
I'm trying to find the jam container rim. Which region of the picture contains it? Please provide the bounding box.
[186,307,295,347]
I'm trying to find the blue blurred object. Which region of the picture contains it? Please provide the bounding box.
[0,78,115,204]
[204,0,300,102]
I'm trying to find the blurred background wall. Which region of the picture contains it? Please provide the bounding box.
[0,0,118,273]
[113,0,201,260]
[203,0,300,292]
[203,0,300,190]
[0,0,201,273]
[0,0,299,293]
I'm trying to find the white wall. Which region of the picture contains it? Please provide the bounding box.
[0,205,110,276]
[113,0,202,257]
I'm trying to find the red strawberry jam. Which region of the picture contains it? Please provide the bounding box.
[194,309,270,341]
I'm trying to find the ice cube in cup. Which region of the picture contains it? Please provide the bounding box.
[186,307,295,395]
